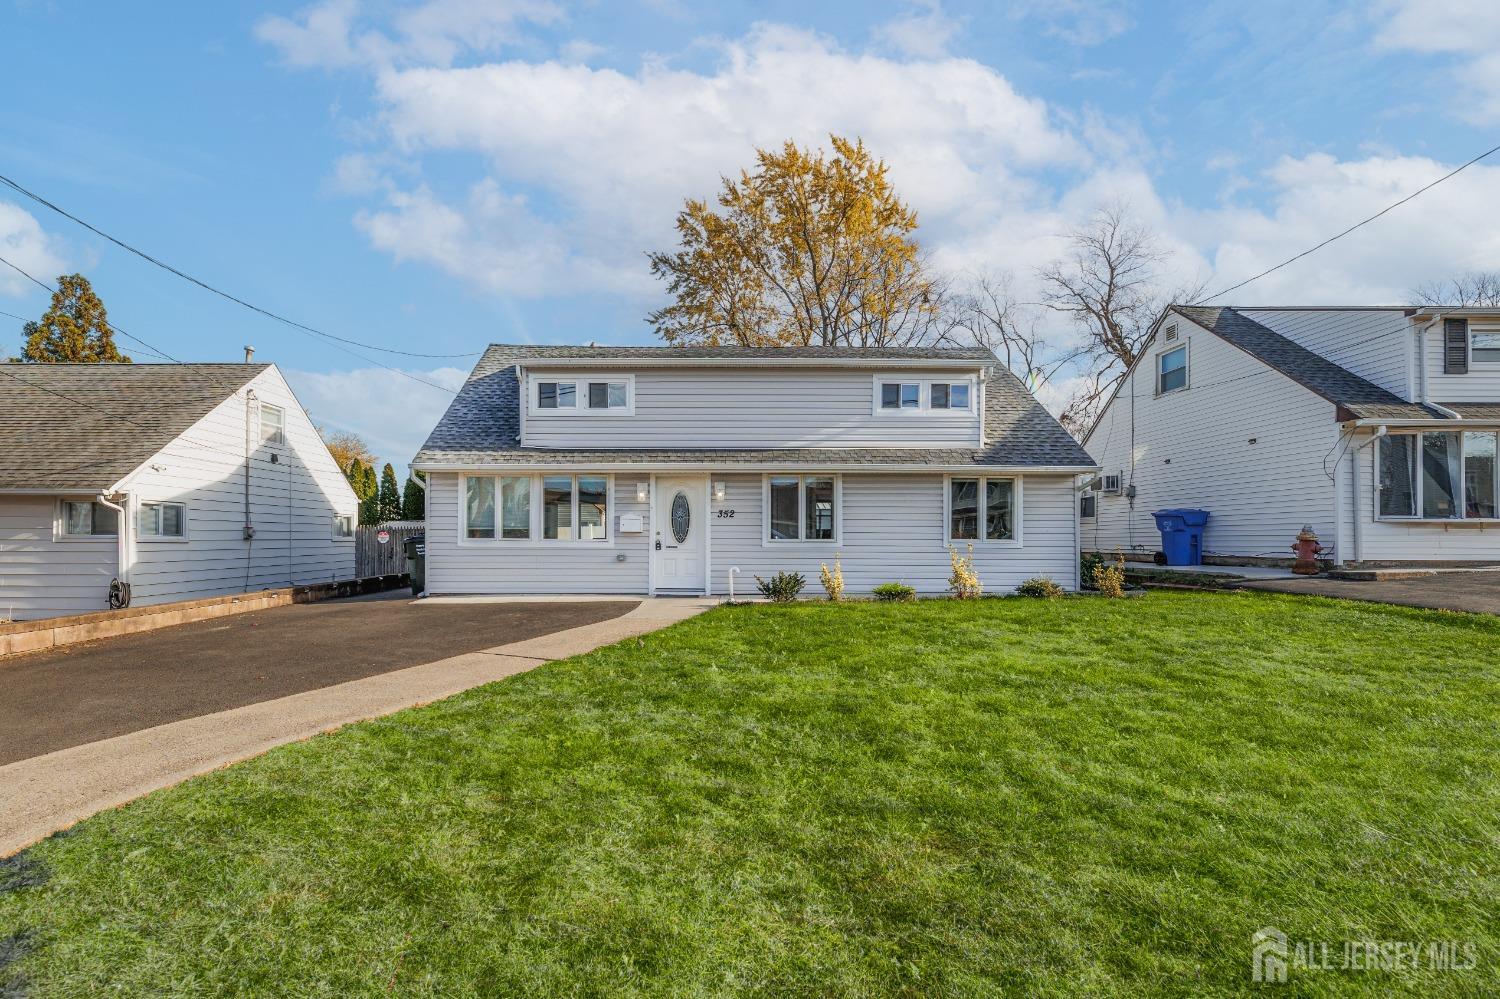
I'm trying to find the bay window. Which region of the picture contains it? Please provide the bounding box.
[947,476,1018,543]
[765,475,838,542]
[1377,431,1500,520]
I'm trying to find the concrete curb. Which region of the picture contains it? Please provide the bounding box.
[0,597,715,857]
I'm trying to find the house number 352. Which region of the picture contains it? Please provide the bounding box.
[715,509,736,518]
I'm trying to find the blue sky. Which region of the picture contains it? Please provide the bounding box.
[3,0,1499,468]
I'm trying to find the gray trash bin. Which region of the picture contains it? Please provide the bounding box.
[403,534,426,595]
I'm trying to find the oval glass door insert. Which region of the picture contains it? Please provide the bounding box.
[670,491,691,544]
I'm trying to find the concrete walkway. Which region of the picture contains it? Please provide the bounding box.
[0,597,716,857]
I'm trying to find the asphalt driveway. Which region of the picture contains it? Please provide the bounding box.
[0,593,639,765]
[1240,571,1500,615]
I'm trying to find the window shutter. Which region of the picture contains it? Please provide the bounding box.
[1445,318,1469,374]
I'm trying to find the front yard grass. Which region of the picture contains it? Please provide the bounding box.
[2,591,1496,996]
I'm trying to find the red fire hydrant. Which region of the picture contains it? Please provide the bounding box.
[1291,525,1324,575]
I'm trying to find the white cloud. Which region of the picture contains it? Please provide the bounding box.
[1009,0,1132,47]
[256,0,562,70]
[1177,152,1500,304]
[0,200,66,299]
[359,23,1083,295]
[284,364,470,469]
[1374,0,1500,122]
[872,1,963,59]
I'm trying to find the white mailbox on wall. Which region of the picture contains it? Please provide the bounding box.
[617,513,645,534]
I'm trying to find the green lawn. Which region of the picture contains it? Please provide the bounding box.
[2,592,1497,996]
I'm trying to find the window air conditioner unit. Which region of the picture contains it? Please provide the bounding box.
[1101,473,1123,495]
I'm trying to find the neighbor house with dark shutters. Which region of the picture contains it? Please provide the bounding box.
[412,344,1097,597]
[1082,305,1500,566]
[0,363,359,621]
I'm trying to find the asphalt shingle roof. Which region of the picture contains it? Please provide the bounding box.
[0,363,266,491]
[1174,306,1442,420]
[416,345,1093,468]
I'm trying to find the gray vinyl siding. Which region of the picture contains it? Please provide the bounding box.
[0,496,116,621]
[708,472,1078,595]
[1238,309,1412,398]
[424,470,1079,595]
[1424,318,1500,402]
[124,367,358,605]
[522,368,981,449]
[1084,313,1341,560]
[424,471,652,594]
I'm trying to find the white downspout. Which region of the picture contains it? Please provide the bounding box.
[96,491,131,606]
[1417,313,1463,419]
[1351,425,1389,566]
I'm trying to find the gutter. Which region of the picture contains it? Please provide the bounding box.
[520,357,992,371]
[412,462,1102,475]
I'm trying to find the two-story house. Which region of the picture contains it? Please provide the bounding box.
[412,344,1097,596]
[1083,305,1500,566]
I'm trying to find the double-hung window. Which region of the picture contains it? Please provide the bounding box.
[1472,329,1500,363]
[59,500,118,537]
[1377,431,1500,520]
[766,475,838,542]
[465,474,608,541]
[259,403,286,445]
[947,477,1018,543]
[138,501,187,539]
[1157,346,1188,395]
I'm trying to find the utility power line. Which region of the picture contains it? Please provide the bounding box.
[1196,140,1500,304]
[0,251,180,361]
[0,171,481,367]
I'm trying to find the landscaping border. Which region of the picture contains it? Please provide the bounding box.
[0,575,409,659]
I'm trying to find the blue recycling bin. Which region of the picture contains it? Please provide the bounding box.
[1153,509,1209,566]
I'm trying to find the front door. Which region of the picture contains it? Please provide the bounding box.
[654,477,706,593]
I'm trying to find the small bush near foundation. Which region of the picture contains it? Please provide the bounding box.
[754,571,806,603]
[1016,577,1065,599]
[872,582,916,602]
[819,557,845,602]
[948,545,982,600]
[1092,557,1126,598]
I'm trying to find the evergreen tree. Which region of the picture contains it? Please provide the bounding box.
[378,463,402,523]
[22,274,132,363]
[402,472,426,521]
[358,462,381,525]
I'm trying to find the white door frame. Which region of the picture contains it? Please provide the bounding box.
[650,472,710,596]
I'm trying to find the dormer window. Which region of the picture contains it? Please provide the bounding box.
[875,377,976,415]
[1472,328,1500,364]
[530,375,634,415]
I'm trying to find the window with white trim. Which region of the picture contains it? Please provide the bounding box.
[332,514,355,540]
[531,376,633,415]
[1377,431,1500,520]
[1157,346,1188,395]
[464,474,609,541]
[138,501,187,539]
[876,377,975,414]
[60,500,118,537]
[765,475,837,542]
[1080,494,1096,519]
[947,477,1017,542]
[1472,330,1500,363]
[259,403,286,445]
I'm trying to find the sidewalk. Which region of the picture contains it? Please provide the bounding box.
[0,597,716,857]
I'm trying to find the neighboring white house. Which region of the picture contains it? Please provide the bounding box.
[0,362,359,621]
[1083,305,1500,565]
[412,345,1098,597]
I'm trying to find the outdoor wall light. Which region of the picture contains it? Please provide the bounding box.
[635,482,648,503]
[713,481,727,501]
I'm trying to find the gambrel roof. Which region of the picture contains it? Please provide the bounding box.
[0,363,267,491]
[416,344,1094,469]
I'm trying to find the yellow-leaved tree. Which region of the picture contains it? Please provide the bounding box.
[648,135,943,347]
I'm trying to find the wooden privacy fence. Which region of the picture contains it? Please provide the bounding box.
[356,522,424,578]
